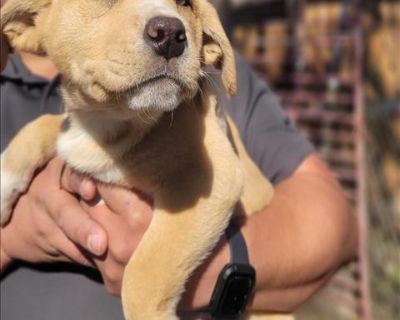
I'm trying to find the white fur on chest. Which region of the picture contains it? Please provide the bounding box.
[57,125,126,184]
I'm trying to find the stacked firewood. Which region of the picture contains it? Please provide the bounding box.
[231,0,400,100]
[366,1,400,99]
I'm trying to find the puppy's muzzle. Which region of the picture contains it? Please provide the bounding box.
[145,16,187,60]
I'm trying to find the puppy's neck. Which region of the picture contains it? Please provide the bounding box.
[57,108,163,182]
[66,109,161,147]
[61,84,164,146]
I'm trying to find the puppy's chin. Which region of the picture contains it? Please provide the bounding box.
[127,78,184,112]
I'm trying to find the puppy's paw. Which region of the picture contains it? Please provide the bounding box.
[0,164,26,226]
[0,201,13,226]
[1,173,17,226]
[125,314,178,320]
[160,316,178,320]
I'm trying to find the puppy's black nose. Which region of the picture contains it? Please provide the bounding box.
[145,16,187,60]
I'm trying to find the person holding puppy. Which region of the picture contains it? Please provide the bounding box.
[0,4,357,320]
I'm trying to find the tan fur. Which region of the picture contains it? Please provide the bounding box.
[233,25,259,62]
[2,115,62,174]
[367,8,400,98]
[245,315,294,320]
[1,1,282,319]
[198,0,237,95]
[227,117,274,216]
[1,115,63,224]
[299,3,352,78]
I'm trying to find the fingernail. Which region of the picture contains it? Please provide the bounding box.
[87,234,102,255]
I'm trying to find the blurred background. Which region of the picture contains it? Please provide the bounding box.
[213,0,400,319]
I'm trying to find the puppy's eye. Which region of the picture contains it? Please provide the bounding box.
[176,0,192,7]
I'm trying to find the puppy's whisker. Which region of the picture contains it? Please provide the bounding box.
[66,107,107,113]
[138,110,157,126]
[136,112,150,125]
[143,109,157,123]
[169,111,175,128]
[146,109,156,121]
[201,72,220,93]
[203,70,222,75]
[196,83,206,101]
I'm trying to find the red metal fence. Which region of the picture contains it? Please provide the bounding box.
[230,0,377,319]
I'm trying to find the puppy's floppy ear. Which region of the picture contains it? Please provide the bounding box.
[1,0,51,54]
[199,0,237,95]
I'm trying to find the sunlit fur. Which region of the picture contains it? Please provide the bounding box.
[1,1,282,319]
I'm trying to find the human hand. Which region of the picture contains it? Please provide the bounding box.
[80,185,153,296]
[0,157,108,272]
[81,185,229,309]
[0,155,218,307]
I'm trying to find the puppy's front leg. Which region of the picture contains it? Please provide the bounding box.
[121,165,243,320]
[121,207,231,320]
[1,114,63,225]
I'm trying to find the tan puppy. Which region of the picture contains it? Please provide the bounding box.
[0,1,289,319]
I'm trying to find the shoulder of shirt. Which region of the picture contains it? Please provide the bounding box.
[234,52,274,93]
[1,54,50,85]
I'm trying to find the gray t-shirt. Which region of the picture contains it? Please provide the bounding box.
[0,54,313,319]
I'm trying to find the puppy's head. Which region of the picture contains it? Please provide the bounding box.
[1,0,236,115]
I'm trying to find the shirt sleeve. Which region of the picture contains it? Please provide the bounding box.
[226,54,314,184]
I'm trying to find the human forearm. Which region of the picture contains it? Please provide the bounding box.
[249,155,357,282]
[180,155,358,312]
[243,171,357,311]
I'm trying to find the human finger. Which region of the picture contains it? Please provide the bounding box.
[60,165,98,201]
[29,203,92,266]
[96,184,153,219]
[100,263,124,296]
[49,231,94,266]
[44,189,108,256]
[84,203,135,265]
